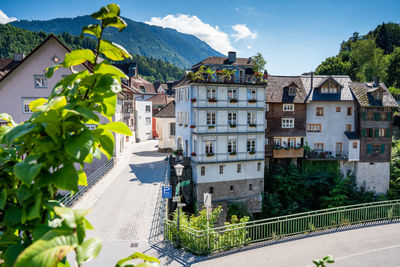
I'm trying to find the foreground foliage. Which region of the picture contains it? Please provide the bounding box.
[0,4,159,266]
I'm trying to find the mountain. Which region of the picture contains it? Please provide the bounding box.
[315,22,400,90]
[0,24,185,82]
[11,15,224,69]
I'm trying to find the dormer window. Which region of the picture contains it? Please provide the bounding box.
[375,91,383,101]
[320,80,338,94]
[288,87,296,96]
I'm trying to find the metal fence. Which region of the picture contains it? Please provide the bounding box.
[60,158,115,207]
[165,199,400,255]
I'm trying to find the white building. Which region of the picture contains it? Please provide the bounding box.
[135,100,153,141]
[174,52,266,215]
[154,101,175,151]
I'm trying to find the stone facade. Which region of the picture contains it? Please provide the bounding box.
[355,162,390,193]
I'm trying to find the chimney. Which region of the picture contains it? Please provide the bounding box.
[228,51,236,63]
[374,76,380,87]
[129,63,138,78]
[13,53,25,61]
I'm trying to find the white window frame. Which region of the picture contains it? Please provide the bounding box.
[228,112,237,125]
[283,104,294,111]
[282,118,294,128]
[205,141,214,154]
[145,105,151,112]
[22,98,38,114]
[207,88,216,99]
[247,139,256,152]
[228,140,237,153]
[288,87,296,96]
[145,117,151,125]
[247,112,256,124]
[247,89,256,100]
[34,75,47,88]
[207,112,216,125]
[228,89,237,100]
[274,138,281,147]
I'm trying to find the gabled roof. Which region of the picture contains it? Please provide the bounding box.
[266,76,307,103]
[301,75,354,102]
[192,56,254,69]
[147,93,173,106]
[154,100,175,118]
[350,81,398,107]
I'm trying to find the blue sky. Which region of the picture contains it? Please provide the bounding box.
[1,0,400,75]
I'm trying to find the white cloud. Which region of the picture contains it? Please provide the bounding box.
[231,24,257,42]
[234,7,239,11]
[0,10,17,24]
[145,14,235,54]
[246,45,252,49]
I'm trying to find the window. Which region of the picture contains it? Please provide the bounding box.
[177,112,181,124]
[207,88,216,99]
[307,124,321,132]
[247,139,256,152]
[375,92,383,100]
[145,117,151,125]
[22,98,37,113]
[283,104,294,111]
[274,138,281,147]
[316,107,324,116]
[34,76,47,88]
[347,107,352,116]
[145,105,151,112]
[336,107,341,112]
[247,112,256,124]
[288,138,296,148]
[335,143,342,156]
[230,185,234,192]
[265,138,269,145]
[282,118,294,128]
[320,80,338,94]
[367,112,374,120]
[205,141,213,154]
[346,124,352,132]
[201,166,205,176]
[257,162,261,171]
[219,165,224,174]
[228,112,237,125]
[237,164,241,173]
[169,123,175,136]
[185,89,189,101]
[52,55,60,63]
[265,103,269,111]
[247,89,256,100]
[209,186,214,193]
[368,144,385,154]
[228,140,237,153]
[249,184,253,190]
[314,143,324,152]
[207,112,216,125]
[353,142,358,148]
[379,128,385,137]
[372,144,380,154]
[289,87,296,96]
[228,89,237,100]
[140,85,145,93]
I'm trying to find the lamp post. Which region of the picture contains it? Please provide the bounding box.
[174,163,184,247]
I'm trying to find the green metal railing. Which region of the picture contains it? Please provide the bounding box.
[164,199,400,255]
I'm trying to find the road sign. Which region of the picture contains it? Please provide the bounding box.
[162,185,172,199]
[204,193,212,209]
[172,196,180,202]
[175,179,191,196]
[177,203,186,207]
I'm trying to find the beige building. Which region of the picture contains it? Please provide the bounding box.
[154,101,175,151]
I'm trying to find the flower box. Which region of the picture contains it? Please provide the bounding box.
[178,123,183,126]
[249,151,256,155]
[229,99,238,103]
[190,125,196,128]
[206,153,214,157]
[208,125,215,129]
[229,124,237,128]
[248,99,257,103]
[248,123,256,128]
[207,98,218,103]
[229,152,237,156]
[191,98,197,103]
[184,124,188,127]
[174,150,183,156]
[191,152,197,157]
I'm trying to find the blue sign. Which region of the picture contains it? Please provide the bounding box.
[162,185,172,199]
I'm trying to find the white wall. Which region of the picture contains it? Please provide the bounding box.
[175,86,192,155]
[135,100,152,141]
[156,117,175,149]
[355,162,390,193]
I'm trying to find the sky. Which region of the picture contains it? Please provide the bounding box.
[1,0,400,75]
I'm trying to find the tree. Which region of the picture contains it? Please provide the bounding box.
[387,47,400,87]
[251,52,267,73]
[315,56,351,75]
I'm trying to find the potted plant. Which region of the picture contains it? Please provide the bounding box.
[249,150,256,155]
[191,98,197,103]
[174,149,183,156]
[208,125,215,129]
[184,124,188,127]
[229,98,238,103]
[205,67,215,82]
[207,98,217,103]
[249,123,256,128]
[190,125,196,128]
[179,123,183,127]
[206,153,214,157]
[191,152,197,157]
[248,99,257,103]
[229,124,237,128]
[254,72,263,82]
[229,152,237,156]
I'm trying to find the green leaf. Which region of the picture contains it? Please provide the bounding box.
[99,122,132,136]
[74,106,99,122]
[47,96,67,111]
[78,170,88,186]
[93,128,114,159]
[94,62,128,79]
[45,64,62,78]
[16,185,33,204]
[0,113,17,126]
[4,206,22,226]
[27,193,42,220]
[101,94,117,118]
[99,40,131,61]
[14,230,77,267]
[94,74,122,93]
[116,252,160,267]
[0,188,6,210]
[91,3,120,19]
[2,122,35,145]
[32,224,52,241]
[81,24,101,38]
[29,98,48,112]
[52,164,79,192]
[63,49,96,68]
[2,244,25,267]
[84,151,93,164]
[103,16,127,31]
[76,237,102,264]
[60,70,89,88]
[14,159,44,185]
[54,207,77,228]
[45,123,61,143]
[65,130,94,162]
[0,125,13,138]
[83,217,94,230]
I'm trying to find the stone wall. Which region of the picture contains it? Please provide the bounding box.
[355,162,390,193]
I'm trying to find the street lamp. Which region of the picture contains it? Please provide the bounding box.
[174,163,184,247]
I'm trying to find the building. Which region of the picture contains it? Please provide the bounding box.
[174,51,266,217]
[154,101,175,151]
[350,78,398,192]
[135,100,153,141]
[147,93,174,115]
[265,76,307,167]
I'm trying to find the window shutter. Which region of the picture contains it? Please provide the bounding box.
[367,144,372,154]
[361,112,367,121]
[381,144,385,154]
[375,128,379,137]
[374,112,381,121]
[387,112,392,121]
[386,128,391,137]
[361,129,366,137]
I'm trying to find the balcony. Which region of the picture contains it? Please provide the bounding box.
[191,123,264,135]
[191,99,264,109]
[192,151,264,163]
[190,73,267,86]
[273,147,304,158]
[305,150,348,161]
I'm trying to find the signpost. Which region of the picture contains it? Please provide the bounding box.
[203,193,212,250]
[162,185,172,199]
[172,196,180,202]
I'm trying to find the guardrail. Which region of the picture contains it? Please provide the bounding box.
[165,199,400,255]
[60,158,115,207]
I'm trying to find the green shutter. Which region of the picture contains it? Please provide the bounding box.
[375,128,379,137]
[361,112,367,121]
[387,112,392,121]
[381,144,385,154]
[361,129,366,137]
[374,112,381,121]
[367,144,372,154]
[386,128,391,137]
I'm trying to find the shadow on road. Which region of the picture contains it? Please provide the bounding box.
[129,160,166,184]
[132,151,169,158]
